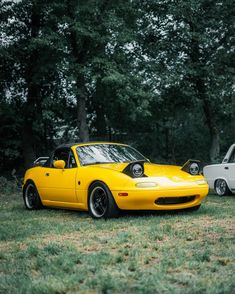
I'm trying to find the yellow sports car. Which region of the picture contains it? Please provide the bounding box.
[23,142,209,218]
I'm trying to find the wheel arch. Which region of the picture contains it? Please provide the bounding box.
[23,179,42,202]
[88,180,107,192]
[23,179,43,209]
[214,177,231,190]
[23,179,36,194]
[87,180,119,208]
[214,178,232,194]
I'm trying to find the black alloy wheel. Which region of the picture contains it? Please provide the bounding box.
[23,181,43,210]
[88,182,119,219]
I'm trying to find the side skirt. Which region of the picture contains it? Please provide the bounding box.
[42,200,87,211]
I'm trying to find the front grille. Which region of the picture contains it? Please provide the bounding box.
[155,196,196,205]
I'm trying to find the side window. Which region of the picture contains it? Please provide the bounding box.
[52,149,70,168]
[68,151,77,168]
[51,148,77,168]
[228,148,235,163]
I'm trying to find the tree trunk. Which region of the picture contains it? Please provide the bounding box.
[210,131,220,162]
[188,21,220,162]
[165,126,169,161]
[22,125,36,169]
[197,77,220,162]
[202,99,220,162]
[22,84,40,168]
[77,95,89,142]
[22,1,42,169]
[92,78,109,140]
[66,1,90,142]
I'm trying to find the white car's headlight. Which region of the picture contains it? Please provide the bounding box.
[136,182,158,188]
[196,179,207,185]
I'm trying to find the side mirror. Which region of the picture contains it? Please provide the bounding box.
[53,160,66,169]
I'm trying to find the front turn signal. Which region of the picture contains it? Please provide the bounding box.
[118,192,129,196]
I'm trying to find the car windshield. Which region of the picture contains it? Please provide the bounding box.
[76,144,147,166]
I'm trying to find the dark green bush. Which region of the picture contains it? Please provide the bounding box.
[0,176,21,195]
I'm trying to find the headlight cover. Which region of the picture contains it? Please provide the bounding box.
[189,162,200,175]
[132,163,144,177]
[181,159,202,175]
[122,161,145,178]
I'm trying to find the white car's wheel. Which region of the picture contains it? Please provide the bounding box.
[215,179,230,196]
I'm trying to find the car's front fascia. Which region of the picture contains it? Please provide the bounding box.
[72,143,209,211]
[111,174,208,210]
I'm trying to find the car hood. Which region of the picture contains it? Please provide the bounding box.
[88,162,198,181]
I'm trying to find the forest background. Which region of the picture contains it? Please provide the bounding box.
[0,0,234,175]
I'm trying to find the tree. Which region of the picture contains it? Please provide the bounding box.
[62,0,144,142]
[138,0,235,162]
[0,0,65,168]
[0,0,234,173]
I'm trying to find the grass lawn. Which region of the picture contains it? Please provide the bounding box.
[0,192,234,294]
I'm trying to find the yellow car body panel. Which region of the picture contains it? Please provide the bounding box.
[23,142,209,212]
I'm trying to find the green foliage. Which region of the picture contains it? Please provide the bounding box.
[0,0,234,171]
[0,176,20,195]
[138,0,234,161]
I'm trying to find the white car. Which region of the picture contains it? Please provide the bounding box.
[203,144,235,196]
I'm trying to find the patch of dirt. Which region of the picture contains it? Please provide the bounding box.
[0,228,132,254]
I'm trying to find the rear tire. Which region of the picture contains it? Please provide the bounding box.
[88,182,119,219]
[215,179,230,196]
[23,181,43,210]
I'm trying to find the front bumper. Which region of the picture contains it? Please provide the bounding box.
[112,186,209,210]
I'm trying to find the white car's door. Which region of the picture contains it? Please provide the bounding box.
[226,148,235,190]
[227,164,235,190]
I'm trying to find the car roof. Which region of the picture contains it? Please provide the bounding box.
[56,142,127,149]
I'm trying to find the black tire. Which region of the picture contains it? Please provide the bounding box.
[88,181,119,219]
[214,179,230,196]
[23,181,43,210]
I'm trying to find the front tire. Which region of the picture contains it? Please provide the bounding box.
[215,179,230,196]
[23,181,43,210]
[88,182,119,219]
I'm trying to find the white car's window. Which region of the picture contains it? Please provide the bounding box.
[228,148,235,163]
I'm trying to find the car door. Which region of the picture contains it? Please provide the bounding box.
[226,147,235,190]
[39,148,78,203]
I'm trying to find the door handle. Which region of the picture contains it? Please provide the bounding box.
[45,173,50,176]
[224,167,229,170]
